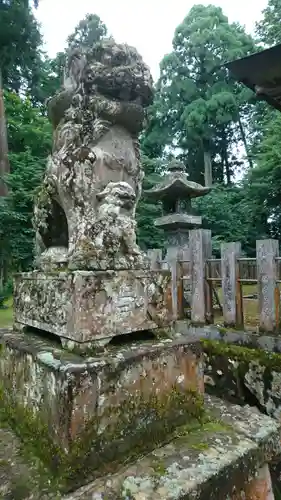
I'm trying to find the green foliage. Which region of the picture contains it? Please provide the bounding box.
[143,4,257,184]
[247,0,281,240]
[193,185,269,255]
[67,13,108,49]
[0,297,13,324]
[0,92,52,273]
[4,91,52,154]
[29,52,65,106]
[0,0,42,93]
[255,0,281,46]
[247,111,281,238]
[2,150,47,268]
[136,156,164,250]
[142,2,281,253]
[1,0,280,282]
[0,280,13,310]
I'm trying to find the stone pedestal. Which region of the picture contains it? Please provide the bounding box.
[14,269,173,350]
[0,330,204,489]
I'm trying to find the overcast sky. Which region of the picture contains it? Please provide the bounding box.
[36,0,268,81]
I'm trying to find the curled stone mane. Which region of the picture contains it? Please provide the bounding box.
[48,39,153,134]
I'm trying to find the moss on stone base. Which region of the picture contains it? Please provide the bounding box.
[202,338,281,424]
[0,384,205,492]
[202,339,281,371]
[79,397,276,500]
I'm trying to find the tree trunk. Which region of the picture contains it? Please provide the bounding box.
[221,129,231,185]
[0,69,10,289]
[203,150,212,187]
[0,69,9,197]
[224,153,231,185]
[238,112,253,170]
[0,254,3,290]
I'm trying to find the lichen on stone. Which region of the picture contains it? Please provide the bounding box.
[33,39,154,272]
[64,394,281,500]
[202,339,281,420]
[0,332,206,491]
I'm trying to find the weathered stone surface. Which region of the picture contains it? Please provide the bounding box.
[64,395,281,500]
[14,269,172,346]
[257,239,279,333]
[14,39,173,341]
[189,229,212,324]
[33,39,153,272]
[67,181,148,271]
[0,330,204,488]
[221,242,242,327]
[0,424,59,499]
[147,248,162,270]
[243,464,274,500]
[144,160,211,200]
[174,321,281,353]
[144,159,210,252]
[175,321,281,495]
[202,338,281,420]
[0,396,279,499]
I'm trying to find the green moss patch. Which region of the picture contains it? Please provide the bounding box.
[0,298,13,328]
[202,339,281,372]
[0,383,205,492]
[201,338,281,416]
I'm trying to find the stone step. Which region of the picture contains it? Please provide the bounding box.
[65,395,280,500]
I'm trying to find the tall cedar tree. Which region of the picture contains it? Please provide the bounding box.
[142,5,256,185]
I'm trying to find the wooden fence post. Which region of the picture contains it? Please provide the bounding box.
[221,242,243,328]
[189,229,212,323]
[256,239,279,333]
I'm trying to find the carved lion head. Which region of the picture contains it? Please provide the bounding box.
[48,39,153,134]
[87,40,153,106]
[63,39,153,108]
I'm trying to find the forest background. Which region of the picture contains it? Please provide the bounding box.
[1,0,281,293]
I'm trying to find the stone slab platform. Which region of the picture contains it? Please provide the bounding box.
[14,269,173,349]
[65,395,281,500]
[0,395,279,499]
[0,329,204,489]
[174,321,281,353]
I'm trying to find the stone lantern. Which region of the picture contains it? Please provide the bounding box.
[144,159,211,251]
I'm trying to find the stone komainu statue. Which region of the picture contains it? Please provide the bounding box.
[33,39,154,271]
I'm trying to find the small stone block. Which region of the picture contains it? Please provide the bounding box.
[0,330,204,488]
[14,269,173,347]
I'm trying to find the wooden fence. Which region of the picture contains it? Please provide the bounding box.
[148,229,281,333]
